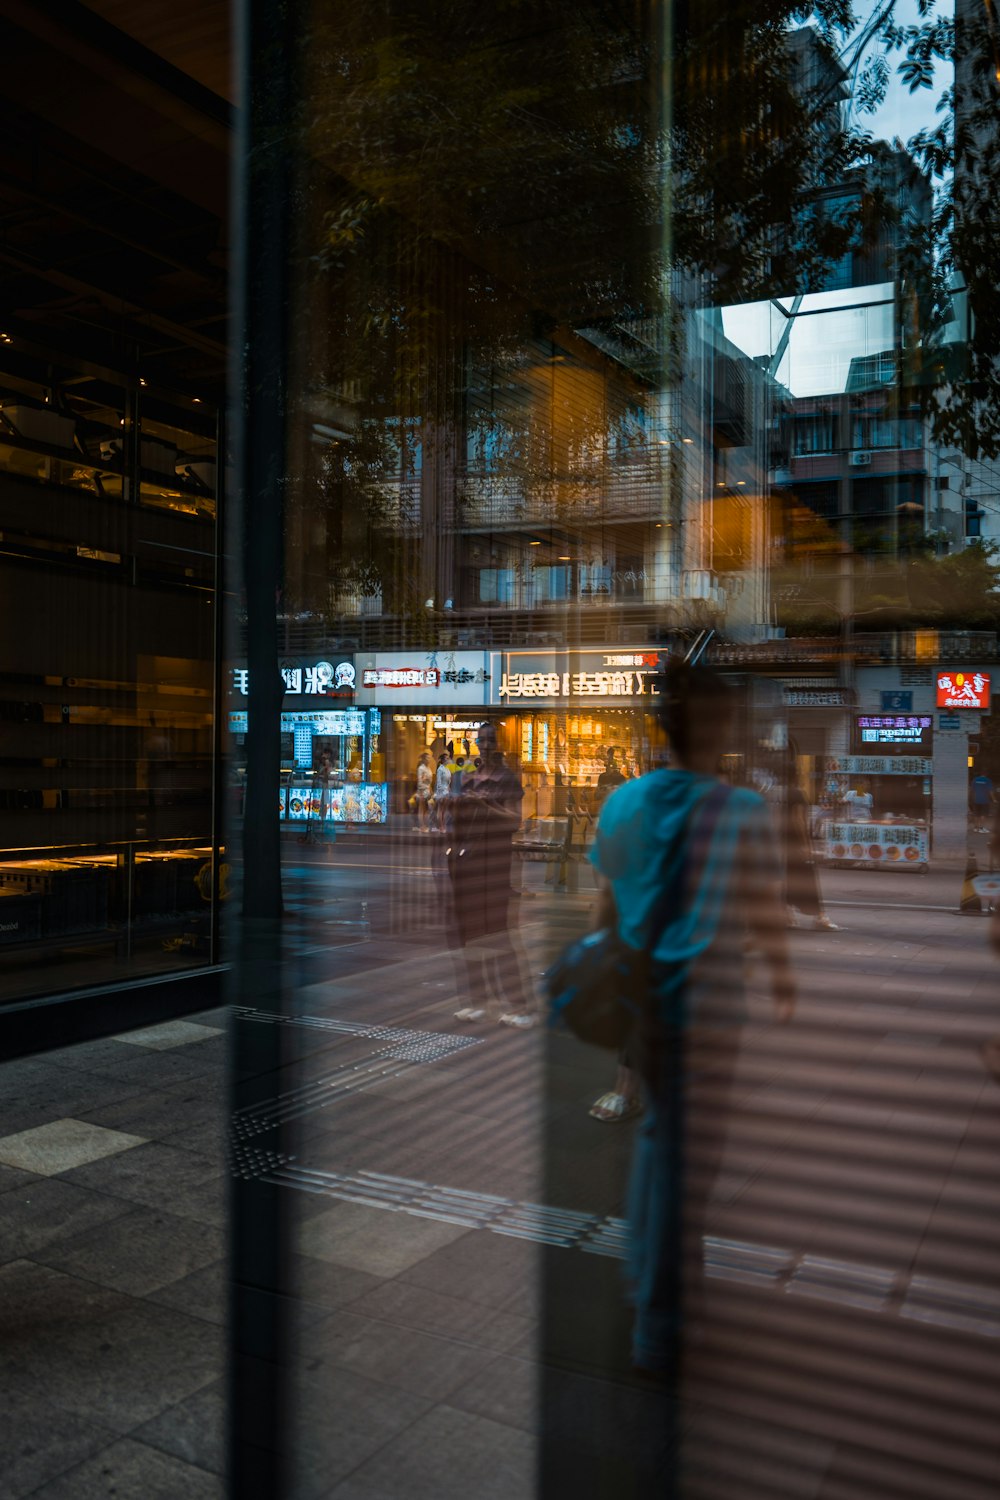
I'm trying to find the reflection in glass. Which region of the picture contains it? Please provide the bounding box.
[231,2,1000,1496]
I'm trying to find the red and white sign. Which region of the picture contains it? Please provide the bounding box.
[935,670,991,711]
[362,666,440,689]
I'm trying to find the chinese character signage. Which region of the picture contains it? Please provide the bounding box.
[823,822,928,868]
[362,667,440,689]
[230,659,355,700]
[490,649,664,704]
[827,755,933,777]
[855,715,932,749]
[935,670,991,711]
[354,652,491,706]
[229,709,367,736]
[785,688,849,707]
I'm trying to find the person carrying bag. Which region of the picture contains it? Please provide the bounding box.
[549,662,795,1380]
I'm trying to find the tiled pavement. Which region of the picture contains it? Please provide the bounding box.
[1,878,1000,1498]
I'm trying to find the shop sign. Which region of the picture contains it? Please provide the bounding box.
[856,715,932,748]
[935,670,991,711]
[230,659,355,698]
[229,709,367,736]
[938,713,961,731]
[355,652,490,706]
[785,687,849,707]
[880,690,913,713]
[363,667,439,689]
[827,755,932,777]
[823,822,929,867]
[491,649,663,704]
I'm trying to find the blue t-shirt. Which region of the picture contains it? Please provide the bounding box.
[590,769,778,1025]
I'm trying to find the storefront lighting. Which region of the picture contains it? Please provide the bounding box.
[682,437,693,443]
[558,555,571,561]
[529,540,541,545]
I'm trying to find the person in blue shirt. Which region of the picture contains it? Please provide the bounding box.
[589,661,794,1378]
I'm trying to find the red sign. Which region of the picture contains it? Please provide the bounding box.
[936,670,991,711]
[361,667,440,689]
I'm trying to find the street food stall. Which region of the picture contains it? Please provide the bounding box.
[820,738,933,871]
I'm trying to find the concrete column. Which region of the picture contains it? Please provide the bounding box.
[933,726,971,868]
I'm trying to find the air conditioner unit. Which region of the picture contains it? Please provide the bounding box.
[850,451,872,467]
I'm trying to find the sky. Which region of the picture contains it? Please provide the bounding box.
[710,3,953,397]
[840,0,952,148]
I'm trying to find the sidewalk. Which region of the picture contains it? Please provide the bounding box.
[1,892,998,1497]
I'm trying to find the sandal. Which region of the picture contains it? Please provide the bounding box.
[589,1091,642,1122]
[498,1012,539,1029]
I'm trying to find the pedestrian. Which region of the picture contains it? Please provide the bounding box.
[588,661,795,1377]
[597,751,627,805]
[783,746,839,931]
[449,721,536,1028]
[430,752,452,832]
[411,751,432,833]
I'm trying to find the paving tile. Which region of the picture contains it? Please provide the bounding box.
[0,1261,222,1433]
[0,1177,135,1260]
[32,1205,223,1296]
[57,1141,226,1226]
[0,1387,114,1499]
[0,1118,146,1176]
[112,1020,223,1050]
[446,1352,538,1433]
[290,1253,384,1312]
[133,1379,224,1475]
[322,1403,535,1500]
[148,1261,225,1325]
[74,1087,222,1142]
[398,1227,538,1311]
[345,1278,532,1353]
[297,1199,471,1277]
[0,1060,145,1138]
[159,1115,226,1160]
[288,1367,433,1499]
[303,1307,498,1402]
[65,1045,223,1090]
[0,1162,42,1195]
[26,1436,223,1499]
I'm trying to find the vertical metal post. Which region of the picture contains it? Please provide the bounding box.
[226,2,300,1497]
[209,406,226,968]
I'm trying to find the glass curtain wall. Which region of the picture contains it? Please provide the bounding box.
[231,1,1000,1496]
[0,337,222,1004]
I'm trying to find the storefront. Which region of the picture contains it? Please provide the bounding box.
[487,647,668,821]
[354,651,493,810]
[820,749,933,871]
[228,657,389,826]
